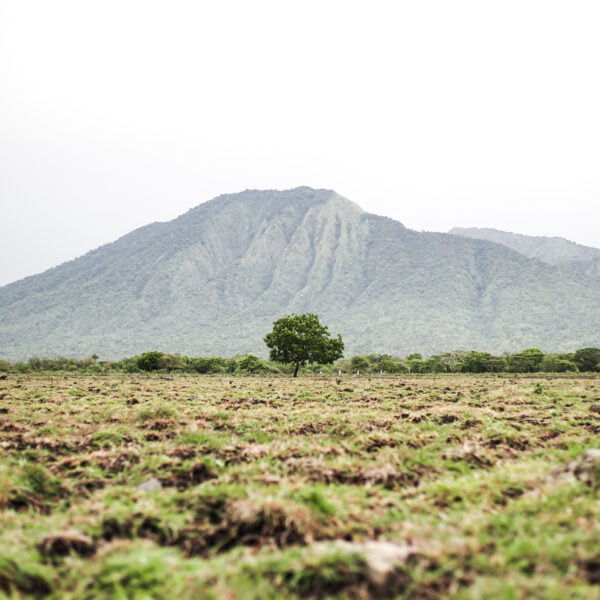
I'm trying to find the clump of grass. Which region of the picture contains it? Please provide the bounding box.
[259,548,369,597]
[90,430,133,447]
[9,464,65,511]
[136,404,176,422]
[293,486,336,517]
[0,557,52,598]
[23,464,61,496]
[85,543,183,599]
[177,430,228,450]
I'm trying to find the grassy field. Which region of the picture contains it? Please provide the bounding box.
[1,373,600,599]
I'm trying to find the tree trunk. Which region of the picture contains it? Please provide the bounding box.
[293,362,300,377]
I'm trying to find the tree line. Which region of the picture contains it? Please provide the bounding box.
[338,347,600,374]
[1,314,599,375]
[2,347,599,375]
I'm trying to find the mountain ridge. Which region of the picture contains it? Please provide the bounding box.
[449,227,600,277]
[1,187,600,360]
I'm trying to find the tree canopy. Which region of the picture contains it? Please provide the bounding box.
[573,348,600,372]
[264,313,344,377]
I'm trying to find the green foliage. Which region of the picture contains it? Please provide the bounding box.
[377,358,406,373]
[21,464,62,497]
[185,356,228,374]
[3,345,600,376]
[134,351,165,371]
[405,354,424,373]
[460,352,503,373]
[158,353,186,371]
[540,354,579,373]
[421,357,447,373]
[91,546,182,598]
[137,404,177,422]
[3,187,600,363]
[278,551,367,597]
[27,355,100,372]
[431,350,469,372]
[293,486,336,517]
[237,354,268,374]
[264,313,344,377]
[338,347,595,374]
[507,348,545,373]
[0,557,51,598]
[573,348,600,372]
[351,354,406,374]
[554,359,579,373]
[350,356,370,373]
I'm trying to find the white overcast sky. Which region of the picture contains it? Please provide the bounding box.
[1,0,599,286]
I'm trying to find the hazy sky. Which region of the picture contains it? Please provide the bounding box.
[2,0,599,286]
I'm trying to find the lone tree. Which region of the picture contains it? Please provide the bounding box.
[264,313,344,377]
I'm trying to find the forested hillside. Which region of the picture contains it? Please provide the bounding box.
[1,187,600,360]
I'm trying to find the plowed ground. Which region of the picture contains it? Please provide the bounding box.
[1,373,600,599]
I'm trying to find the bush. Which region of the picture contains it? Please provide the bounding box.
[237,355,268,374]
[573,348,600,372]
[540,355,579,373]
[0,359,14,372]
[185,356,228,374]
[350,356,370,373]
[134,351,165,371]
[158,354,186,371]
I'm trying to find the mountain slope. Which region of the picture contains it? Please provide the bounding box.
[2,187,600,360]
[449,227,600,277]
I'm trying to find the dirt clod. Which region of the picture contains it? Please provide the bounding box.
[38,531,96,560]
[580,557,600,584]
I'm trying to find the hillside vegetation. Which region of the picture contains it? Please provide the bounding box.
[2,187,600,359]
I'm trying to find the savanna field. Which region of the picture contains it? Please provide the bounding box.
[2,373,600,599]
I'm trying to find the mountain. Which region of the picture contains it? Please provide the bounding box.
[2,187,600,360]
[449,227,600,277]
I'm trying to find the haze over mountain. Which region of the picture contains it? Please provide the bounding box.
[449,227,600,277]
[1,187,600,361]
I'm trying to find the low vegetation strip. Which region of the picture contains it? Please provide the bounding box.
[1,373,600,598]
[2,345,600,375]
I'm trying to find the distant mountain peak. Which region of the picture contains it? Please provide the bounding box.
[182,186,361,220]
[449,227,600,276]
